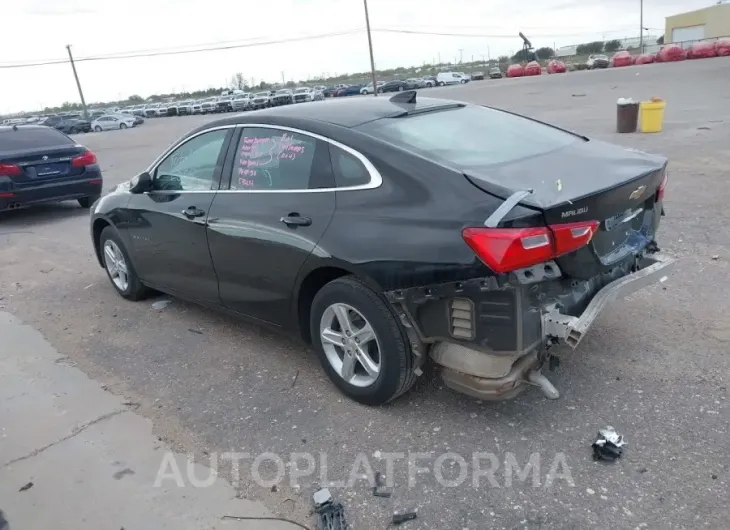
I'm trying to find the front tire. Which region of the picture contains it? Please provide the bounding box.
[120,123,127,129]
[94,126,102,132]
[310,276,417,405]
[99,226,148,301]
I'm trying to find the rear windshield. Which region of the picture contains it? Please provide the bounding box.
[357,105,579,168]
[0,127,74,152]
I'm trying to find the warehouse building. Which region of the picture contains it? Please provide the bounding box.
[665,1,730,43]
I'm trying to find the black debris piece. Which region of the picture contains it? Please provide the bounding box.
[18,482,33,492]
[0,509,8,530]
[592,426,626,461]
[313,488,347,530]
[392,512,417,525]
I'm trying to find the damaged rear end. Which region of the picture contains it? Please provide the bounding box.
[371,105,675,400]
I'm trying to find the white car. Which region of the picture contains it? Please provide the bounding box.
[91,115,136,131]
[231,94,253,111]
[360,82,384,95]
[293,87,315,103]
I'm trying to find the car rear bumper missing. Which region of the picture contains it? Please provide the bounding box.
[542,253,675,348]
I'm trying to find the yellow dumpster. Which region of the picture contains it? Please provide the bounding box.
[640,99,666,133]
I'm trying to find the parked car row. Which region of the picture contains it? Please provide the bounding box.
[114,88,327,118]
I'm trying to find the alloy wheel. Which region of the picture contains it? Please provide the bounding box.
[319,303,381,387]
[103,239,129,292]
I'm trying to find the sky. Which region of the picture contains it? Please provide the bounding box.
[1,0,714,113]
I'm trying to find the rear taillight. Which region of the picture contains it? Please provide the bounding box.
[656,169,668,202]
[462,220,600,274]
[71,151,97,167]
[0,163,22,177]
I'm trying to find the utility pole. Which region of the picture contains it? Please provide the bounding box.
[363,0,378,96]
[639,0,644,52]
[65,45,88,120]
[281,71,285,84]
[459,48,464,63]
[438,52,441,65]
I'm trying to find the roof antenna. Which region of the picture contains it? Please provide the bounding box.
[389,90,417,104]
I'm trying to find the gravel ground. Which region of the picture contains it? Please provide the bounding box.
[1,58,729,529]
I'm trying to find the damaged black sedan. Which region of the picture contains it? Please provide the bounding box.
[89,92,673,406]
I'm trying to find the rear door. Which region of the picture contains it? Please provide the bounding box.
[0,127,88,191]
[125,126,234,303]
[206,125,336,326]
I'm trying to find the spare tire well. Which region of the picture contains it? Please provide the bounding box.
[297,267,350,344]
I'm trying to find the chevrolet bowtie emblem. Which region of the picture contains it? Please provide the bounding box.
[629,185,646,200]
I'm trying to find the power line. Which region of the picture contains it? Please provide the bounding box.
[0,25,661,70]
[0,30,363,69]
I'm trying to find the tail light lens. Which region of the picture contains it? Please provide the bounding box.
[71,151,97,167]
[656,169,668,202]
[0,163,22,177]
[462,220,600,274]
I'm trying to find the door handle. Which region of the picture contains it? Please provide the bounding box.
[182,206,205,219]
[280,214,312,227]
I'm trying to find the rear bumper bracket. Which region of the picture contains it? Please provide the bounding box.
[542,253,676,348]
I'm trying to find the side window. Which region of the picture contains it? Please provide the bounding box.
[154,129,228,191]
[329,145,371,188]
[231,127,326,190]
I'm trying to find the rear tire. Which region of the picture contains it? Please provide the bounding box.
[99,226,148,301]
[310,276,417,406]
[78,194,100,208]
[439,81,445,86]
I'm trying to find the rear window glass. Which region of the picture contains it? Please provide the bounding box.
[357,105,579,168]
[0,127,74,151]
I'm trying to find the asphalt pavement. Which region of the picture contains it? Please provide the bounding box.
[1,58,728,529]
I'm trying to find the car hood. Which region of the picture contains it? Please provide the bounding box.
[463,138,667,210]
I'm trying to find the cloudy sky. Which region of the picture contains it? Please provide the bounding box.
[1,0,711,113]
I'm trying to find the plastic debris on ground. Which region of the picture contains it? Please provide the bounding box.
[313,488,347,530]
[392,512,418,525]
[617,97,636,105]
[592,426,627,461]
[372,471,392,498]
[151,299,171,310]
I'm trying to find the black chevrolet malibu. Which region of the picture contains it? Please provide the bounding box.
[89,92,674,405]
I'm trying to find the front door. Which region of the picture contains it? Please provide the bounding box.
[206,125,336,326]
[126,127,234,303]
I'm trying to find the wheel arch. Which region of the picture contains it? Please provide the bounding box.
[92,217,112,267]
[293,259,384,344]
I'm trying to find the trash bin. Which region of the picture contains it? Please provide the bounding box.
[616,100,639,133]
[640,99,666,133]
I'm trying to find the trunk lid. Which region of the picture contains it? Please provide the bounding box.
[465,139,667,278]
[0,144,88,187]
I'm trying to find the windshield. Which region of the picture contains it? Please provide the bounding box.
[254,92,269,97]
[294,88,309,93]
[357,105,580,168]
[276,90,290,94]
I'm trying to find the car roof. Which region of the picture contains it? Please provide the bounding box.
[201,94,464,129]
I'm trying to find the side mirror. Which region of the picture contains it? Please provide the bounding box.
[130,171,152,194]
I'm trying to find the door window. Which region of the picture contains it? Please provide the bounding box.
[231,127,331,190]
[153,129,228,191]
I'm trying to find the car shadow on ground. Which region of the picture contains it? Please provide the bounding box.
[0,203,90,230]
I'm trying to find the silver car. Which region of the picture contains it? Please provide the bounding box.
[231,94,252,111]
[91,114,136,131]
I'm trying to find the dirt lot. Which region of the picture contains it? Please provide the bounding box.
[2,58,729,529]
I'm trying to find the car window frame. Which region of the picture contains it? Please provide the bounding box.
[146,125,235,194]
[211,124,382,194]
